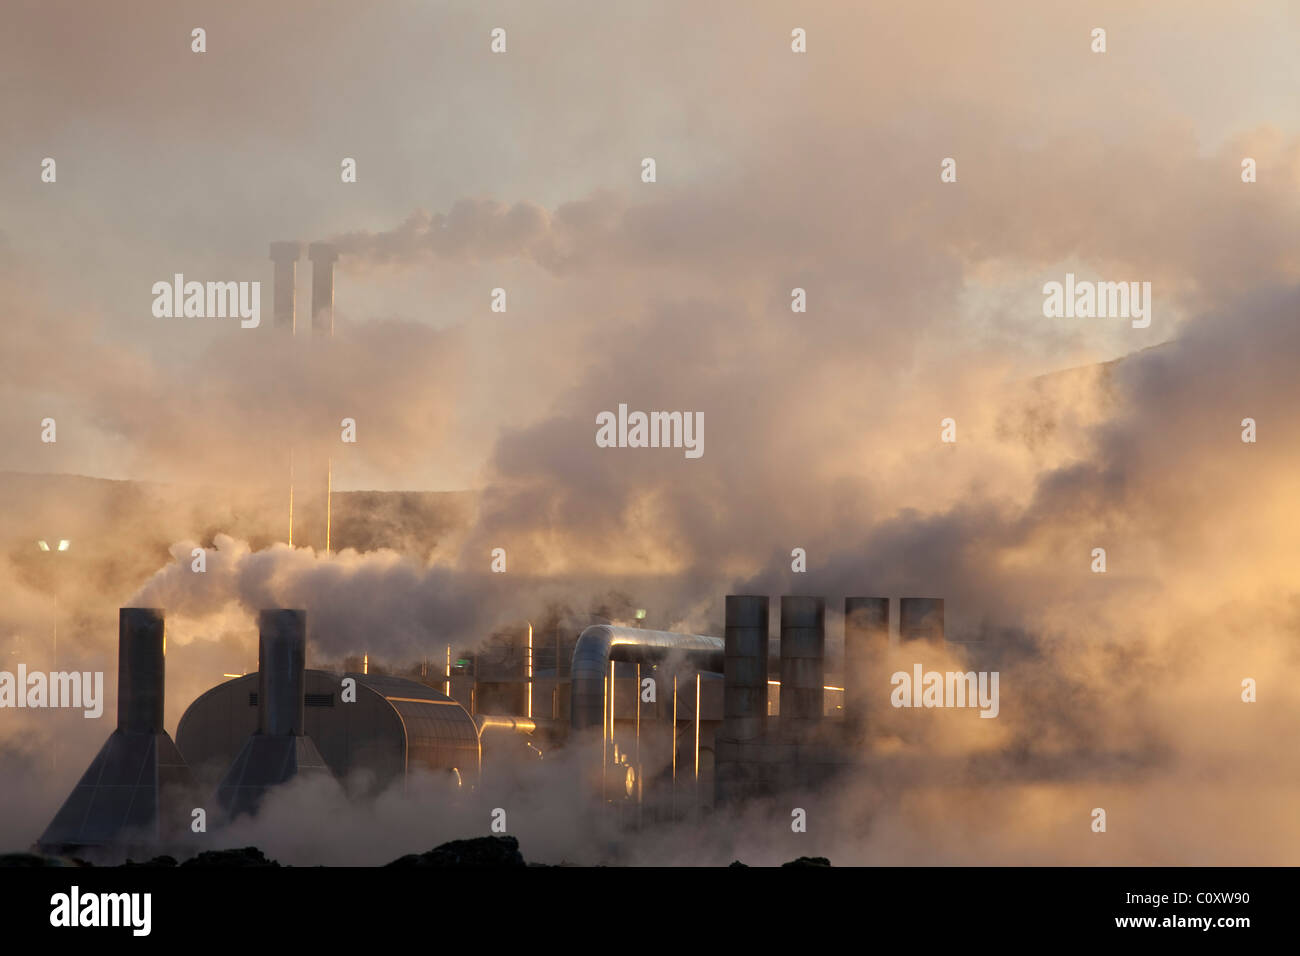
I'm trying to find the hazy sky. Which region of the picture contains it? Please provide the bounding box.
[3,1,1296,489]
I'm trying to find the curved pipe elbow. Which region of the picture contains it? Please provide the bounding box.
[569,625,723,731]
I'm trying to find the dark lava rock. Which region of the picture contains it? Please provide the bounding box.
[728,860,749,867]
[387,835,525,867]
[781,856,831,867]
[180,846,279,867]
[0,852,83,867]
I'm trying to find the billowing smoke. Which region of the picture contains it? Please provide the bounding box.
[2,0,1298,862]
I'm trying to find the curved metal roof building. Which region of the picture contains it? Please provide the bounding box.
[178,670,479,794]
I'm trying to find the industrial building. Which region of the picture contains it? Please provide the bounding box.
[180,665,480,797]
[36,590,950,851]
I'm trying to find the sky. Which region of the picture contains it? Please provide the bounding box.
[1,1,1299,863]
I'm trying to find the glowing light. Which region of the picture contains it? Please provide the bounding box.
[766,679,846,692]
[287,450,295,547]
[694,673,701,781]
[57,539,70,551]
[325,458,332,552]
[36,540,50,551]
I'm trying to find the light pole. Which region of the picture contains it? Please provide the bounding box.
[36,539,70,668]
[36,539,70,775]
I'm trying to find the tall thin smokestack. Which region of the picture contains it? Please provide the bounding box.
[308,242,338,336]
[38,609,195,853]
[900,597,944,643]
[779,596,824,732]
[843,597,888,743]
[269,240,302,333]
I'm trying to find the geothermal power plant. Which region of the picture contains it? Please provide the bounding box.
[32,245,963,856]
[35,592,951,855]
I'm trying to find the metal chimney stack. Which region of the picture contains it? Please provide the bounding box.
[117,607,165,733]
[716,595,769,804]
[779,596,825,734]
[215,610,336,819]
[269,241,302,333]
[308,242,338,336]
[722,596,769,743]
[900,598,945,643]
[258,609,307,736]
[843,597,888,743]
[38,609,196,853]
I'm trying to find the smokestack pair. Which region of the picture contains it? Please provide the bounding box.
[271,240,339,552]
[269,241,338,335]
[38,609,196,853]
[721,595,826,739]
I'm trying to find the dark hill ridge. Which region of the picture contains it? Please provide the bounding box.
[2,838,830,867]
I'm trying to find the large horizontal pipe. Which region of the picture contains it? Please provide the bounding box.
[570,625,723,731]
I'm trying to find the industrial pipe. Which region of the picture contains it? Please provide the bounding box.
[475,714,537,737]
[570,625,723,731]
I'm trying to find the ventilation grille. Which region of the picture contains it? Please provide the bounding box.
[249,692,333,707]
